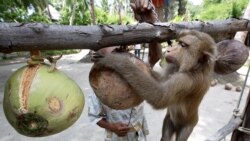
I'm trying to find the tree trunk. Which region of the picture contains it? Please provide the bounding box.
[0,18,250,53]
[63,0,66,8]
[89,0,96,25]
[69,0,77,26]
[118,2,122,24]
[164,0,175,21]
[81,0,96,63]
[178,0,186,16]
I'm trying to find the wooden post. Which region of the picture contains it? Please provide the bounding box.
[231,91,250,141]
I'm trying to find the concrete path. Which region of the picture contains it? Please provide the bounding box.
[0,50,249,141]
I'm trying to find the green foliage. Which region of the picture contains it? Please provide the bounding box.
[189,0,249,20]
[100,0,109,13]
[28,12,51,23]
[197,2,232,20]
[172,15,185,22]
[59,8,91,25]
[0,0,134,25]
[93,7,134,25]
[95,8,109,24]
[0,1,23,22]
[59,1,134,25]
[0,8,26,22]
[232,0,249,18]
[0,0,51,23]
[58,8,70,25]
[18,0,47,10]
[203,0,223,6]
[104,14,134,25]
[74,11,91,25]
[58,0,90,25]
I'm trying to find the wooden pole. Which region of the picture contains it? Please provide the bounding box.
[231,3,250,140]
[0,18,250,53]
[231,91,250,141]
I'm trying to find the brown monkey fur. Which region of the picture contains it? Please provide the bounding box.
[96,30,216,141]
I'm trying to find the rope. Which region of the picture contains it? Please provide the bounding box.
[27,50,62,72]
[27,51,44,66]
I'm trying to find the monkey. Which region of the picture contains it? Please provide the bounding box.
[94,30,216,141]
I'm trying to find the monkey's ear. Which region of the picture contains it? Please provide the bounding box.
[199,51,216,64]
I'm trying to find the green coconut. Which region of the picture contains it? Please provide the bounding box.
[3,63,84,137]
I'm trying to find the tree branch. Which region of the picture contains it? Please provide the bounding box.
[0,18,250,53]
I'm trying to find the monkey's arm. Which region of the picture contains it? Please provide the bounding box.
[150,69,162,81]
[97,54,193,109]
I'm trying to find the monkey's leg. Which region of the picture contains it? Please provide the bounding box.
[161,113,175,141]
[175,125,194,141]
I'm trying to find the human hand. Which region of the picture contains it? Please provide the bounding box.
[109,122,130,137]
[131,0,158,23]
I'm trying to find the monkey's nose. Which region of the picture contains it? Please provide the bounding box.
[163,50,170,56]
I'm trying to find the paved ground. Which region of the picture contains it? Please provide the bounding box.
[0,50,249,141]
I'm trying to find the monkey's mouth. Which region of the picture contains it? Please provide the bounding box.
[165,57,176,64]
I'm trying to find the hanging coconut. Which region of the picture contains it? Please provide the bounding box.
[3,60,84,137]
[214,39,249,74]
[89,52,150,110]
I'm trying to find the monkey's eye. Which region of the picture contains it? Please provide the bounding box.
[179,41,189,48]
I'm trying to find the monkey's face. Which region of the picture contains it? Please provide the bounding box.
[164,34,201,71]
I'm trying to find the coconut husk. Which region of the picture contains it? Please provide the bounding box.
[214,39,249,75]
[89,52,150,110]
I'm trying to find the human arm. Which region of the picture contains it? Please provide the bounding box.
[88,91,130,137]
[148,42,162,68]
[131,0,162,67]
[130,0,158,23]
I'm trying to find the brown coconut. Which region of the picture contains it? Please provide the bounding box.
[89,53,150,110]
[214,39,249,75]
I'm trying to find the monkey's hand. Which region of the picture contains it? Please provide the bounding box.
[109,122,130,137]
[131,0,158,23]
